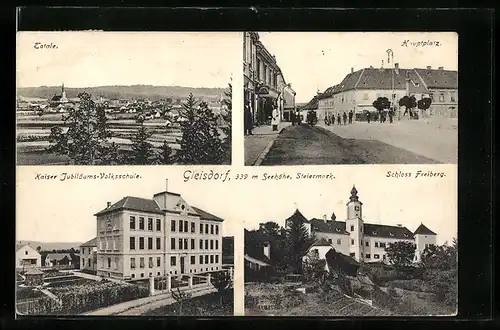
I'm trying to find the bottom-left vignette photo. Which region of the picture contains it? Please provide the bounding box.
[15,170,235,316]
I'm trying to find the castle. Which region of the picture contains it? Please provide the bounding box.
[287,185,437,264]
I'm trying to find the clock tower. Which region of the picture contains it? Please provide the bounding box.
[346,185,364,262]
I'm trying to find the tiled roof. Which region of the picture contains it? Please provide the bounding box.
[414,223,437,235]
[414,68,458,89]
[325,248,359,276]
[16,244,26,252]
[94,196,163,216]
[310,219,349,235]
[46,253,74,262]
[191,206,224,222]
[80,237,98,247]
[302,95,320,110]
[286,209,310,225]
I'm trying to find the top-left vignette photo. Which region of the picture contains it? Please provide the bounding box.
[16,32,239,166]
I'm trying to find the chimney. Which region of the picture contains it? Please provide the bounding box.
[426,66,432,70]
[351,67,354,74]
[263,242,271,260]
[438,66,444,70]
[394,63,400,75]
[397,224,402,227]
[369,65,374,69]
[107,202,111,208]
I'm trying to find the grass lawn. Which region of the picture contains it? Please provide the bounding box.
[143,290,234,316]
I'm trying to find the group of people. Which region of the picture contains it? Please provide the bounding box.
[290,109,303,126]
[324,110,354,126]
[244,99,281,135]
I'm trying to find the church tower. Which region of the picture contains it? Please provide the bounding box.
[61,83,68,102]
[346,185,364,262]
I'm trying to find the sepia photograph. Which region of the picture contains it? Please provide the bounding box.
[242,166,457,316]
[16,32,238,166]
[16,168,237,316]
[243,32,458,166]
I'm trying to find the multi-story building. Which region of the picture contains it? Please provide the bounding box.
[79,237,98,273]
[16,244,41,269]
[314,65,458,121]
[94,188,224,280]
[243,32,295,125]
[286,186,437,264]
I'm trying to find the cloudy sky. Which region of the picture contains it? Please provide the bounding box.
[257,32,458,103]
[17,165,457,246]
[16,32,240,88]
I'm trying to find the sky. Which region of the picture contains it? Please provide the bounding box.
[17,165,457,247]
[16,32,240,89]
[257,32,459,103]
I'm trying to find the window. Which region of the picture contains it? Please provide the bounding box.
[140,257,145,268]
[199,255,203,264]
[380,242,386,248]
[210,255,214,263]
[184,221,188,233]
[157,257,161,267]
[184,239,188,250]
[361,253,364,258]
[191,239,195,250]
[191,222,195,233]
[88,259,91,267]
[205,224,209,234]
[383,254,387,261]
[148,257,153,268]
[139,217,144,230]
[215,255,219,263]
[131,258,136,269]
[328,239,332,244]
[337,239,341,245]
[215,225,219,235]
[210,240,214,250]
[148,237,153,250]
[439,93,445,102]
[205,255,209,264]
[179,220,183,232]
[351,239,355,245]
[148,218,153,231]
[131,274,135,278]
[350,225,354,231]
[170,256,176,266]
[200,239,203,250]
[156,219,161,231]
[139,237,145,250]
[107,257,111,268]
[141,273,144,278]
[171,238,176,250]
[375,242,379,248]
[216,240,219,250]
[374,254,380,259]
[179,238,183,250]
[171,220,176,232]
[350,253,355,258]
[191,256,196,264]
[156,237,161,250]
[366,254,371,259]
[130,237,135,250]
[130,216,136,229]
[210,224,214,234]
[430,93,434,101]
[365,241,369,247]
[205,240,209,250]
[450,92,456,102]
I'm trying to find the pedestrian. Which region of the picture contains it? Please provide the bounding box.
[331,114,335,125]
[244,100,253,135]
[337,114,341,125]
[367,111,371,123]
[343,112,347,125]
[296,110,301,126]
[291,110,296,126]
[348,110,353,124]
[324,115,328,126]
[271,104,279,131]
[389,109,394,123]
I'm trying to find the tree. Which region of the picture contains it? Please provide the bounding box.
[36,246,42,253]
[176,94,226,165]
[399,95,417,118]
[130,124,155,165]
[302,250,328,284]
[157,140,174,164]
[220,83,232,164]
[210,271,232,304]
[258,221,281,237]
[331,212,337,221]
[284,216,314,274]
[417,97,432,117]
[48,92,114,164]
[170,287,192,316]
[385,241,416,268]
[372,97,391,123]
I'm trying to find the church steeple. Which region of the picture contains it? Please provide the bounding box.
[350,185,359,202]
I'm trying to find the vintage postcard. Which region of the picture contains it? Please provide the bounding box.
[243,165,458,316]
[16,32,239,166]
[15,167,241,316]
[243,32,458,166]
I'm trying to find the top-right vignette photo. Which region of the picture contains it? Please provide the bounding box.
[243,32,458,166]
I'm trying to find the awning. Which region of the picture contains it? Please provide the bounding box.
[244,254,271,267]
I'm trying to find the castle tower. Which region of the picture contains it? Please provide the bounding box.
[413,223,437,263]
[346,185,364,262]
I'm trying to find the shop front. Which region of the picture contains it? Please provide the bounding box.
[255,86,279,126]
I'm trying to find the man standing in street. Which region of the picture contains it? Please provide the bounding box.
[244,99,253,135]
[337,113,341,125]
[271,103,279,131]
[348,109,354,124]
[343,112,347,125]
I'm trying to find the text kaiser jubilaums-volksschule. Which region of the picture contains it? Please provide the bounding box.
[35,172,142,181]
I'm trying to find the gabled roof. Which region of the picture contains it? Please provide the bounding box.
[191,206,224,222]
[244,254,271,267]
[80,237,98,247]
[285,209,310,225]
[325,247,359,277]
[414,68,458,89]
[94,196,163,216]
[46,253,75,262]
[302,95,320,110]
[16,244,27,252]
[413,223,437,236]
[310,219,349,235]
[363,223,414,239]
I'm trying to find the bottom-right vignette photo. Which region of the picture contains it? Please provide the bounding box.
[243,168,457,317]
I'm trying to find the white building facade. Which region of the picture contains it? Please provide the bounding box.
[16,244,41,269]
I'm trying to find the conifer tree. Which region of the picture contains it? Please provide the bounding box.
[284,216,314,274]
[130,124,155,165]
[220,83,232,164]
[157,140,174,164]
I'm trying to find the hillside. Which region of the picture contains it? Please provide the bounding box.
[17,85,229,102]
[17,240,83,252]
